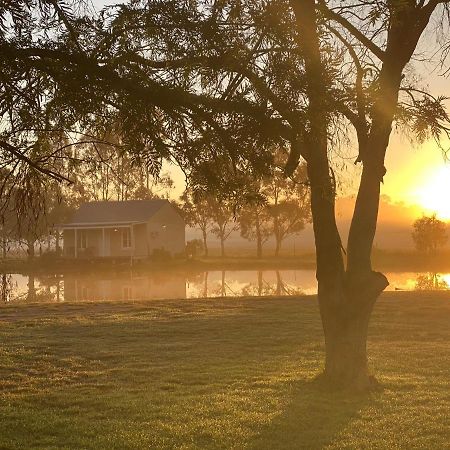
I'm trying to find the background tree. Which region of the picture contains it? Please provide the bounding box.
[239,202,272,258]
[209,197,239,258]
[412,215,448,254]
[181,190,213,257]
[263,164,311,257]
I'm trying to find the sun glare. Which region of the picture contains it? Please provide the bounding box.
[413,166,450,220]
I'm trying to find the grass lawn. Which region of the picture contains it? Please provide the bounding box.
[0,292,449,449]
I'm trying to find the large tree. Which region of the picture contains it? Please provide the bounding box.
[289,0,450,389]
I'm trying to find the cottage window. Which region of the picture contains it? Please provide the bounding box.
[79,231,88,249]
[122,228,132,249]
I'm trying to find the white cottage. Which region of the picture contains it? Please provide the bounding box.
[60,199,185,258]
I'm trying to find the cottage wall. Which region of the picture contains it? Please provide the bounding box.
[109,228,133,258]
[146,203,185,256]
[133,224,148,257]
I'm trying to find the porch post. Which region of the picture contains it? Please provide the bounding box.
[102,228,105,257]
[74,228,78,258]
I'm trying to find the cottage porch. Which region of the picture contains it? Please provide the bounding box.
[61,222,142,258]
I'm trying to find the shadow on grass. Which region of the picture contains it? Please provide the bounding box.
[250,379,374,450]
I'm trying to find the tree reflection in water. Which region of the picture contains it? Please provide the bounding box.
[415,273,450,291]
[238,271,305,297]
[0,273,63,303]
[1,273,14,302]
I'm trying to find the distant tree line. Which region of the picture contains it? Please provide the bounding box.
[182,161,311,258]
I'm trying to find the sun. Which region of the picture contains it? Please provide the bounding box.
[413,166,450,220]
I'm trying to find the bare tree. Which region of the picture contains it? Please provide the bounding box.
[209,198,239,258]
[181,190,213,257]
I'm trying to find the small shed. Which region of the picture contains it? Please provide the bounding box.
[60,199,185,258]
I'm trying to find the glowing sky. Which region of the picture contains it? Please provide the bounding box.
[382,135,450,219]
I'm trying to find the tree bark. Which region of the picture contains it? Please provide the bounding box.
[276,270,282,296]
[256,237,262,258]
[1,235,6,259]
[1,218,6,259]
[256,217,263,258]
[27,274,36,301]
[221,270,226,296]
[202,229,208,257]
[27,238,35,261]
[257,270,263,296]
[203,271,208,297]
[274,237,281,257]
[220,237,225,258]
[56,231,61,256]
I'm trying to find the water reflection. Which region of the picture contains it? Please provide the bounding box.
[64,272,186,302]
[0,274,15,302]
[415,273,450,291]
[0,270,449,305]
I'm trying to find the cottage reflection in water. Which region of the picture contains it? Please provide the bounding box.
[64,272,187,302]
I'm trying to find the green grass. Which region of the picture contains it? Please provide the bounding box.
[0,292,449,449]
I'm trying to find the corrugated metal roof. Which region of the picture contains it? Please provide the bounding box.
[63,199,168,226]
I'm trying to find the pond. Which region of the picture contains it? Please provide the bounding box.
[1,269,450,304]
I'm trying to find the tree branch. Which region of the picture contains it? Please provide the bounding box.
[317,0,385,62]
[0,140,72,183]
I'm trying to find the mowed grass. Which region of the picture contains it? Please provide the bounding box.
[0,292,449,449]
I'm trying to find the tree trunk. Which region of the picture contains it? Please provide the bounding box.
[202,229,208,257]
[220,237,225,258]
[56,278,61,302]
[256,236,262,258]
[256,218,263,258]
[274,237,281,257]
[1,274,8,302]
[56,231,61,256]
[276,270,283,296]
[203,271,208,298]
[27,274,36,301]
[221,270,226,296]
[1,218,6,259]
[1,235,6,259]
[27,238,35,261]
[257,271,263,296]
[321,302,373,388]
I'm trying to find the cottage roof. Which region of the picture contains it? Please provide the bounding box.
[63,199,169,227]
